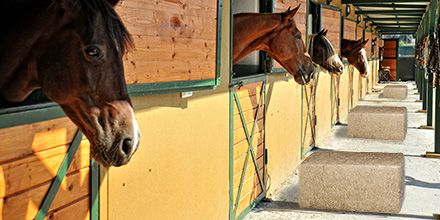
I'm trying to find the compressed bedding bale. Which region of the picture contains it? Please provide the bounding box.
[383,85,407,99]
[348,106,407,140]
[299,151,405,213]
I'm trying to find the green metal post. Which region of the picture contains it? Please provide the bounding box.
[436,87,440,153]
[422,71,427,110]
[428,80,433,126]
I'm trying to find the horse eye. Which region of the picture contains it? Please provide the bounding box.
[85,47,101,58]
[295,35,301,40]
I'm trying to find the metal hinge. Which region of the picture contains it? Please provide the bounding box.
[264,149,268,165]
[230,81,244,89]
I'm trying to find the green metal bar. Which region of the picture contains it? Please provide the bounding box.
[216,0,223,85]
[427,80,433,126]
[90,159,99,220]
[355,10,425,15]
[228,88,234,220]
[422,71,427,110]
[353,3,427,9]
[365,18,423,22]
[435,86,440,153]
[343,0,429,3]
[374,23,420,27]
[35,130,84,220]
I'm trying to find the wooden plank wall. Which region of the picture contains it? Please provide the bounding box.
[344,19,356,40]
[274,0,307,70]
[232,82,265,218]
[0,118,91,219]
[357,26,363,40]
[115,0,218,85]
[365,31,372,58]
[321,8,341,55]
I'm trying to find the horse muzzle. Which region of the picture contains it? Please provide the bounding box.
[89,101,141,167]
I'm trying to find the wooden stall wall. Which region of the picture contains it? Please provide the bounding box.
[101,1,231,220]
[116,0,218,85]
[0,118,91,220]
[263,0,306,197]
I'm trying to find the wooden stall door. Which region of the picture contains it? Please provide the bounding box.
[382,39,398,81]
[321,6,341,126]
[230,79,266,220]
[0,118,92,220]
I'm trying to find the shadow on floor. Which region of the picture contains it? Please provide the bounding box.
[253,200,434,219]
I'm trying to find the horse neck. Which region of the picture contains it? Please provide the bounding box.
[233,13,281,64]
[0,1,68,101]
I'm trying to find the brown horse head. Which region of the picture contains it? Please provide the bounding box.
[0,0,140,167]
[341,38,370,77]
[233,5,315,85]
[308,29,344,74]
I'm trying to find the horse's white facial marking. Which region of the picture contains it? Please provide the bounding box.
[328,54,344,67]
[130,107,141,155]
[360,48,370,76]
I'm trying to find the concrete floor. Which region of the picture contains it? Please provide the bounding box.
[244,81,440,220]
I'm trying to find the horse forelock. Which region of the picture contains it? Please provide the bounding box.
[80,0,133,53]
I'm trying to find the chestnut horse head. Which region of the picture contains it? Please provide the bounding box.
[308,29,344,74]
[233,5,315,85]
[341,38,370,77]
[0,0,140,167]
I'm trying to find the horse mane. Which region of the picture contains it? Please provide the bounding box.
[80,0,133,53]
[308,34,337,59]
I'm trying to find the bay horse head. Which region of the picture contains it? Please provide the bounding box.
[233,5,315,85]
[0,0,140,167]
[308,29,344,74]
[341,38,370,77]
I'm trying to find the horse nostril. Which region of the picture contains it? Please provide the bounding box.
[121,138,133,156]
[339,66,344,72]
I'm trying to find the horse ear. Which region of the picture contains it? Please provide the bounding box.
[323,29,328,36]
[362,38,369,45]
[106,0,120,6]
[317,29,325,36]
[284,4,301,20]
